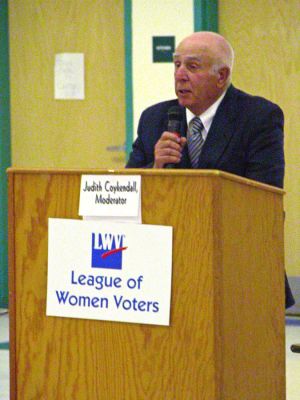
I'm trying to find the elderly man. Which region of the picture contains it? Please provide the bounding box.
[126,31,294,307]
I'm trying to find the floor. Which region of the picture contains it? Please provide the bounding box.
[0,310,9,400]
[0,311,299,399]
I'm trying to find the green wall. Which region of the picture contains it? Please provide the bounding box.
[194,0,218,31]
[0,0,10,308]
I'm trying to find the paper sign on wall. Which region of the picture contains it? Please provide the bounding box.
[46,219,173,326]
[55,53,85,100]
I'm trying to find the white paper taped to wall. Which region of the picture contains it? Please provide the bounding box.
[54,53,85,100]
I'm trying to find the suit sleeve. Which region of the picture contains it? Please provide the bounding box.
[126,110,146,168]
[245,103,285,188]
[126,107,161,168]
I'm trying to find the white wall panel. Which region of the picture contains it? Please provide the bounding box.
[132,0,193,137]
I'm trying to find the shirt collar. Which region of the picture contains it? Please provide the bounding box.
[185,90,227,135]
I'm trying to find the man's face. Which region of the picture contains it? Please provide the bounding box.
[174,40,223,115]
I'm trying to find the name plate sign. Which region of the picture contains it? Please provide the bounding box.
[47,219,173,326]
[79,175,141,217]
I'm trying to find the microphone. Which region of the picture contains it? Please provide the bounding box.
[167,106,183,134]
[165,106,183,169]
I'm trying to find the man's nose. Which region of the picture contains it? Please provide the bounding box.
[175,65,188,80]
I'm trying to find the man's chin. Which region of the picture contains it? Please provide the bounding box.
[177,97,190,108]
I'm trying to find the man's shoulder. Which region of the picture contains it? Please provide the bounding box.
[137,99,183,138]
[227,85,282,113]
[141,99,180,116]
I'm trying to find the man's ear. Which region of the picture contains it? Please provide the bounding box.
[217,66,230,88]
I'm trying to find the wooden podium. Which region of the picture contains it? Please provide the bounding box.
[8,168,286,399]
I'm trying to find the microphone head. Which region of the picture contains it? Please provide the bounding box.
[165,106,183,169]
[167,106,183,134]
[168,106,183,122]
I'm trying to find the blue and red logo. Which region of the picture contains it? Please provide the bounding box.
[91,233,127,269]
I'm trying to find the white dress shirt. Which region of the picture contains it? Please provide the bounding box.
[185,90,227,142]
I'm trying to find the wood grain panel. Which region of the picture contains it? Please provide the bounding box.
[219,0,300,275]
[9,171,217,399]
[8,169,285,399]
[9,1,125,169]
[218,179,285,399]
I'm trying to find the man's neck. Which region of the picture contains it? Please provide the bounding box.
[185,89,227,134]
[187,89,227,116]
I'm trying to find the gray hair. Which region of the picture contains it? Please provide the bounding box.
[210,34,235,83]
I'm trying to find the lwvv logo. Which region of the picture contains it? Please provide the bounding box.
[91,233,127,270]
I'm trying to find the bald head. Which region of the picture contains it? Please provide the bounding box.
[175,31,234,83]
[173,32,235,114]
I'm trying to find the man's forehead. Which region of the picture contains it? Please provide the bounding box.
[173,45,211,59]
[173,53,203,61]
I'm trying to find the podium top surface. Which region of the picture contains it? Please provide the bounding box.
[7,167,284,195]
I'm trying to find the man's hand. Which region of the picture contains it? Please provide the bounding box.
[153,132,187,168]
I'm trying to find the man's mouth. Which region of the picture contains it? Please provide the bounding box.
[178,89,191,95]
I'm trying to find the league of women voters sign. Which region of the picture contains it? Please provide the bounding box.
[46,219,173,326]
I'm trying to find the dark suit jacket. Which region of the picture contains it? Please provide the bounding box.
[126,84,295,307]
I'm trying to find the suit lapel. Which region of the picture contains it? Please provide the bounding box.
[178,115,191,168]
[161,89,239,170]
[197,85,238,169]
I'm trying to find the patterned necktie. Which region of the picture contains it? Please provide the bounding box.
[188,117,204,168]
